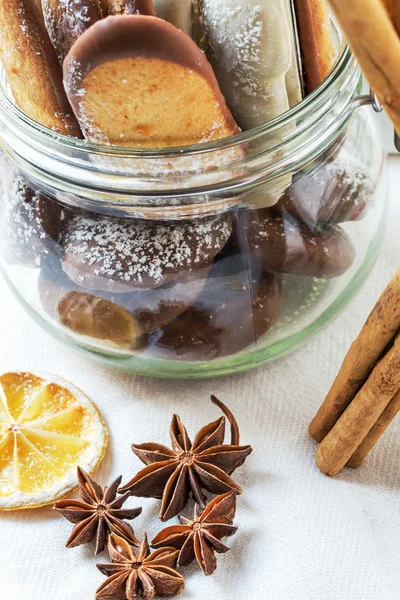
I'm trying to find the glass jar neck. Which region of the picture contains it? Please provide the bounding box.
[0,45,360,218]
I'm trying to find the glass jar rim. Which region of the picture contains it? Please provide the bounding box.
[0,42,352,158]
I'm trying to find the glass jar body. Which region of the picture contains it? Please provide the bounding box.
[0,51,388,378]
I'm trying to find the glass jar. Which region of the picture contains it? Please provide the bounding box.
[0,44,388,378]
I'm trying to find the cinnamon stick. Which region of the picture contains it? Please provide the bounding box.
[315,341,400,476]
[381,0,400,37]
[309,269,400,442]
[347,387,400,468]
[328,0,400,135]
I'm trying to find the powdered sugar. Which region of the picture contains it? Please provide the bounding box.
[42,0,100,62]
[62,213,232,290]
[199,0,293,129]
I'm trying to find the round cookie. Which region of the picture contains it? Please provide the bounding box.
[40,253,211,347]
[147,254,283,360]
[63,15,239,146]
[3,174,63,267]
[237,209,355,278]
[61,212,232,292]
[277,160,373,228]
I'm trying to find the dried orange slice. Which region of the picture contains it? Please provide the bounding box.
[0,371,108,510]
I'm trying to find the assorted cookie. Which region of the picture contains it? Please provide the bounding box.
[0,0,81,135]
[197,0,336,129]
[0,0,375,362]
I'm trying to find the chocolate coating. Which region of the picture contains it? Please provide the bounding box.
[238,209,355,278]
[3,174,62,267]
[42,0,103,63]
[148,255,282,360]
[61,212,232,292]
[277,160,372,227]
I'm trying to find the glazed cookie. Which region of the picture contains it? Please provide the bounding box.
[40,254,210,346]
[148,255,283,360]
[197,0,335,129]
[61,212,232,291]
[239,209,355,278]
[3,174,62,267]
[101,0,155,15]
[277,160,373,227]
[197,0,295,130]
[42,0,103,63]
[0,0,81,135]
[63,15,239,146]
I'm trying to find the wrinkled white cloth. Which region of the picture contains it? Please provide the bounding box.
[0,159,399,600]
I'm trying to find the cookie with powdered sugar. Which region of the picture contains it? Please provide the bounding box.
[42,0,103,63]
[197,0,336,130]
[63,15,239,146]
[60,212,232,291]
[278,160,372,227]
[0,0,81,135]
[101,0,155,15]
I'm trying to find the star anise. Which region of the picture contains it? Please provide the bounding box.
[119,396,252,521]
[151,492,237,576]
[53,467,142,554]
[96,534,184,600]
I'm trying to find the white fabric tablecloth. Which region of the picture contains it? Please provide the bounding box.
[1,158,399,600]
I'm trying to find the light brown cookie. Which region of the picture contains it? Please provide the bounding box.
[101,0,155,16]
[42,0,103,63]
[63,15,239,146]
[0,0,81,135]
[294,0,336,93]
[238,209,355,278]
[60,212,232,291]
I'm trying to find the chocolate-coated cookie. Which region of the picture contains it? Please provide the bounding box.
[277,160,372,228]
[238,209,355,278]
[3,174,62,267]
[61,212,232,292]
[40,254,211,347]
[147,255,282,360]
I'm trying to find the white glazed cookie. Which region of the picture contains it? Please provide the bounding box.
[197,0,295,130]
